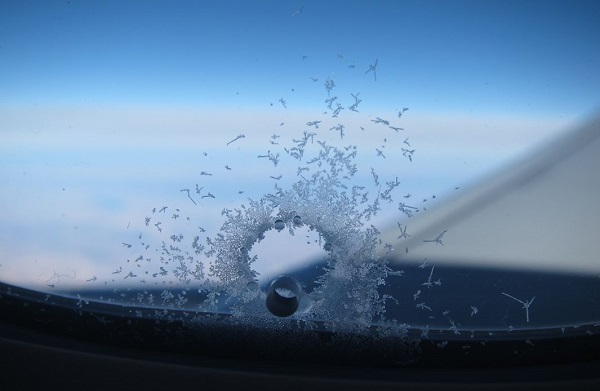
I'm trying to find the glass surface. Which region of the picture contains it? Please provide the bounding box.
[1,0,600,357]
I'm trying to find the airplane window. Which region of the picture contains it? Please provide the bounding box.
[1,0,600,368]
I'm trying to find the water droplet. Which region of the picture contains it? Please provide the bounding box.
[266,275,300,317]
[247,281,258,290]
[274,219,285,231]
[292,215,302,225]
[240,246,249,256]
[323,242,332,251]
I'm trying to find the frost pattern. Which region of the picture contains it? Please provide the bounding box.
[109,54,418,338]
[206,142,403,331]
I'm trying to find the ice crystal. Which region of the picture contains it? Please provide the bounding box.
[114,50,423,338]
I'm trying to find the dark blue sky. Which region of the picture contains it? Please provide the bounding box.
[1,0,599,115]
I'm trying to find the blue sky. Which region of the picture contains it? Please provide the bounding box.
[1,0,599,114]
[1,0,600,290]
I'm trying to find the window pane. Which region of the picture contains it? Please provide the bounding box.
[1,1,599,356]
